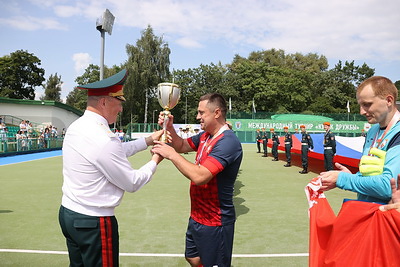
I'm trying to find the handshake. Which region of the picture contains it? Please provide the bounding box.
[359,147,386,176]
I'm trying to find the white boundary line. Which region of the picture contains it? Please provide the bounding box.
[0,249,308,258]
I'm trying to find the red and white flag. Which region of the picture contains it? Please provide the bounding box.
[305,177,400,267]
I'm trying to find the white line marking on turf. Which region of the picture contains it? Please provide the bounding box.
[0,249,308,257]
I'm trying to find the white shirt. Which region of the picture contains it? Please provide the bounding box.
[62,110,157,216]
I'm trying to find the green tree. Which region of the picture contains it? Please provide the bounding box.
[124,25,171,126]
[41,73,62,101]
[247,49,328,73]
[227,49,329,115]
[0,50,45,99]
[66,64,100,111]
[314,60,375,113]
[173,63,235,123]
[228,58,315,114]
[286,52,329,73]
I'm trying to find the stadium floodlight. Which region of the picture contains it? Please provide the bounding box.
[96,9,115,80]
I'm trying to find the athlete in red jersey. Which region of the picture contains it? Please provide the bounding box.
[152,93,243,267]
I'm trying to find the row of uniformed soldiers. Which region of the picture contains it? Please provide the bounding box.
[255,127,284,161]
[255,123,336,174]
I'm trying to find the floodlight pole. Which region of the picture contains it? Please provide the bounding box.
[96,9,115,81]
[99,30,105,80]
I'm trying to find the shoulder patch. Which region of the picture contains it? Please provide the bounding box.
[98,122,117,138]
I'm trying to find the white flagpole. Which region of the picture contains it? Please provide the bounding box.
[252,99,256,119]
[229,97,232,120]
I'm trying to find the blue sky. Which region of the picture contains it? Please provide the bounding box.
[1,0,399,101]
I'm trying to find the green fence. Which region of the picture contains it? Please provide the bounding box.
[0,137,63,154]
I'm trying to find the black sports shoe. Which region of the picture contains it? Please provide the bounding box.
[284,163,291,167]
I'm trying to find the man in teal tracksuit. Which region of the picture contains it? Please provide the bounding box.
[320,76,400,204]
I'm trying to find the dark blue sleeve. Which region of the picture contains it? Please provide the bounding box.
[209,131,243,168]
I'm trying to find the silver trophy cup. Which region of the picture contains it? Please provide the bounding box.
[157,82,181,142]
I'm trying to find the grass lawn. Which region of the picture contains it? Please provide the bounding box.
[0,143,356,266]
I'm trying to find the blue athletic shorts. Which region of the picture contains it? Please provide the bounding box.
[185,217,235,267]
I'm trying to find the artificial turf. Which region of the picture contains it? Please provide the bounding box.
[0,143,356,266]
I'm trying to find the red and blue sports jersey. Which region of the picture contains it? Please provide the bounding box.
[187,129,243,226]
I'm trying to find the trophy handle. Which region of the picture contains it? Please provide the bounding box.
[161,110,170,143]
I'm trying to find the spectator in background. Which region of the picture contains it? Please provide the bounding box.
[38,129,45,149]
[118,129,125,141]
[16,130,27,151]
[177,127,184,138]
[43,127,51,148]
[19,120,27,134]
[15,130,22,142]
[182,128,190,139]
[0,123,7,141]
[50,126,58,138]
[26,122,33,138]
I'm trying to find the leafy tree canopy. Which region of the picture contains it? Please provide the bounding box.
[0,50,45,99]
[124,25,171,125]
[41,73,62,102]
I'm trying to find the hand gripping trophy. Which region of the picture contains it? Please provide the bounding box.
[157,82,181,142]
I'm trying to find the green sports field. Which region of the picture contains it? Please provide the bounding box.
[0,144,356,266]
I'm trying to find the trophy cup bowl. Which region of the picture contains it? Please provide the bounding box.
[157,82,181,142]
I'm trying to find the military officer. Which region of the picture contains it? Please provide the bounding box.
[256,129,262,153]
[270,128,280,161]
[283,126,292,167]
[299,125,313,174]
[323,122,336,171]
[58,69,164,266]
[261,127,268,157]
